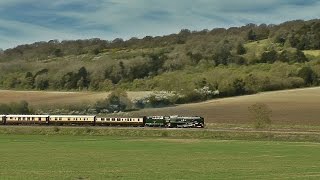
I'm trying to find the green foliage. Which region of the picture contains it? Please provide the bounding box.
[95,89,132,113]
[0,100,32,114]
[286,22,320,50]
[0,19,320,105]
[34,75,49,90]
[60,67,89,90]
[236,43,246,55]
[248,103,272,129]
[298,66,318,85]
[247,29,257,41]
[260,50,278,63]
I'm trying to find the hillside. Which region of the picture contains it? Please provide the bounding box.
[1,87,320,126]
[132,87,320,126]
[0,90,152,107]
[0,19,320,108]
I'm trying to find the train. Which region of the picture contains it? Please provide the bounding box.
[0,114,204,128]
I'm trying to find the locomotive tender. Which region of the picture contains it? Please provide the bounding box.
[0,114,204,128]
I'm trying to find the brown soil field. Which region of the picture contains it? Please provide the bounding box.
[133,87,320,126]
[0,90,152,107]
[1,87,320,126]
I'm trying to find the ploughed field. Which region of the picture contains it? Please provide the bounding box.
[1,87,320,126]
[0,134,319,179]
[0,90,152,107]
[134,87,320,126]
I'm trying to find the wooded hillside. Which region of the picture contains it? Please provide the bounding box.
[0,19,319,103]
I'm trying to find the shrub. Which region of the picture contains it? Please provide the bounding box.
[53,127,60,132]
[0,100,32,114]
[95,89,133,113]
[133,91,177,108]
[248,103,272,129]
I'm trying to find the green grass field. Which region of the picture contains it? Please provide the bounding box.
[0,134,320,179]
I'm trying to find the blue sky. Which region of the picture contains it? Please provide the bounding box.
[0,0,319,49]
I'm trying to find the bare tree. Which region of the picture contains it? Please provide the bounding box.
[248,103,272,129]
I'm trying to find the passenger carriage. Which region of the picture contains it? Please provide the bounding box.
[0,115,6,125]
[96,117,144,126]
[5,115,49,125]
[49,115,96,125]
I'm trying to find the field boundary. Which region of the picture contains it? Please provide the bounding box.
[1,126,319,142]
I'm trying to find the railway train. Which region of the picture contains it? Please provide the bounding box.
[0,114,204,128]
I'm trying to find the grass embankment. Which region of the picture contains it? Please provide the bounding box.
[0,134,320,179]
[1,126,320,142]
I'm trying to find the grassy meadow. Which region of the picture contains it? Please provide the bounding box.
[303,50,320,58]
[0,134,319,179]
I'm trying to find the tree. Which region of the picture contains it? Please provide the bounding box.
[233,78,246,95]
[212,44,232,65]
[295,50,308,63]
[236,43,246,55]
[77,77,85,90]
[298,66,318,85]
[53,48,63,57]
[247,29,257,41]
[260,50,278,63]
[0,104,11,114]
[34,75,49,90]
[22,72,34,89]
[77,67,89,88]
[95,89,132,113]
[248,103,272,129]
[10,101,31,114]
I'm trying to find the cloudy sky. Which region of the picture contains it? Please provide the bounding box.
[0,0,319,49]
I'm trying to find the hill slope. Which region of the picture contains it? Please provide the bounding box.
[0,19,319,96]
[132,87,320,126]
[0,90,152,107]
